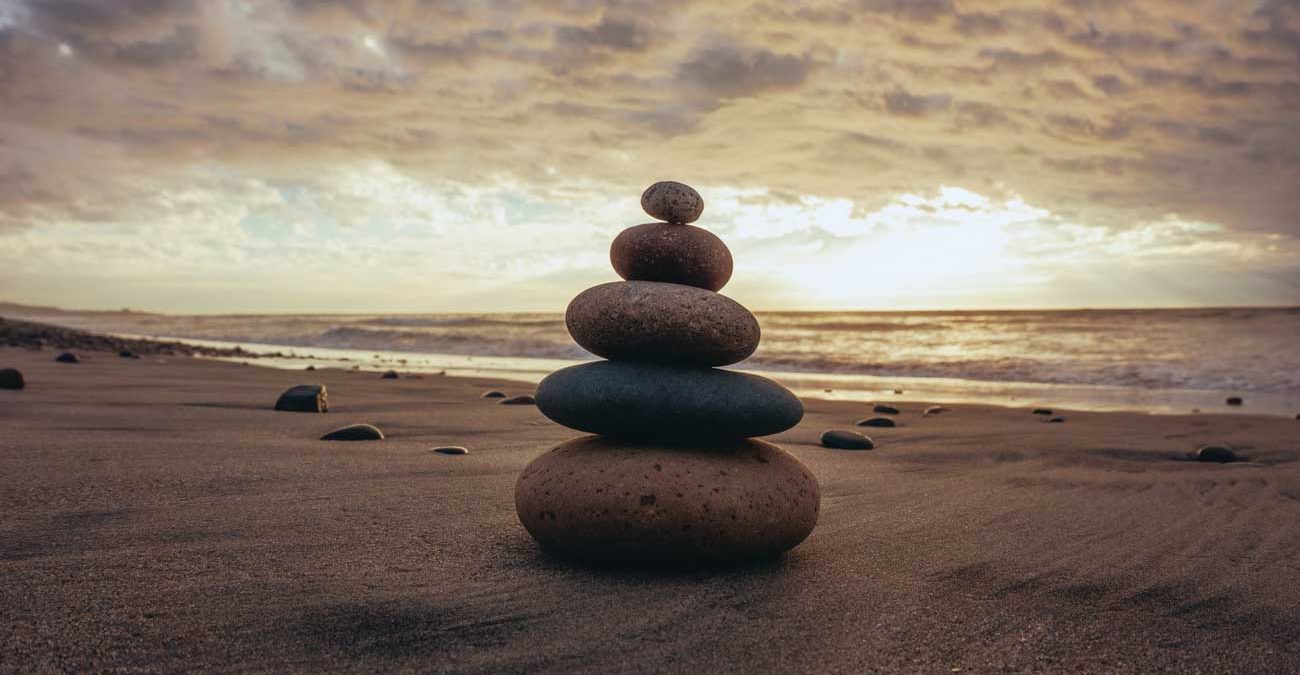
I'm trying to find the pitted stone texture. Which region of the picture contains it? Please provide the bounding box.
[515,436,820,564]
[536,361,803,439]
[610,223,733,291]
[640,181,704,224]
[566,281,758,367]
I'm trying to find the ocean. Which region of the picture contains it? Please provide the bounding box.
[9,306,1300,416]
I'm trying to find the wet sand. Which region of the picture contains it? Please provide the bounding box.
[2,347,1298,673]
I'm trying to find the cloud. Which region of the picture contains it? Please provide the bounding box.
[0,0,1297,311]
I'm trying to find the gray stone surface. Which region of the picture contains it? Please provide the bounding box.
[536,361,802,439]
[566,281,759,367]
[274,384,328,413]
[640,180,703,224]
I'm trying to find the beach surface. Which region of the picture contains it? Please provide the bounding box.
[2,347,1299,673]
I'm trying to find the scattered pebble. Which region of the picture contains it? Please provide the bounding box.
[873,404,900,415]
[856,417,896,428]
[640,180,704,224]
[481,390,507,398]
[820,429,874,449]
[1195,445,1238,463]
[893,389,903,394]
[305,365,316,371]
[434,446,469,455]
[274,384,328,413]
[924,406,950,415]
[321,424,384,441]
[1047,417,1065,423]
[0,368,24,390]
[1225,396,1243,406]
[1032,408,1053,416]
[500,394,536,405]
[381,370,399,379]
[118,350,141,359]
[54,352,80,363]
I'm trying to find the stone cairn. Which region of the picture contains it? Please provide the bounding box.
[515,181,821,565]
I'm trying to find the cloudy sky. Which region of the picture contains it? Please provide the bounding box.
[0,0,1297,313]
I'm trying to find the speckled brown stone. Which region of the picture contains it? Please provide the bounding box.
[515,435,820,564]
[610,222,733,291]
[566,281,758,367]
[640,181,704,224]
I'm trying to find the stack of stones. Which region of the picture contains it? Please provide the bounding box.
[515,181,820,565]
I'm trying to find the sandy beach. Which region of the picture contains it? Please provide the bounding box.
[2,347,1298,673]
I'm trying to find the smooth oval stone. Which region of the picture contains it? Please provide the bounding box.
[500,394,536,405]
[610,223,733,292]
[536,361,802,439]
[1196,445,1237,463]
[0,368,23,390]
[275,384,328,413]
[855,417,895,428]
[566,281,759,367]
[381,370,399,379]
[873,404,900,415]
[1226,397,1243,406]
[54,352,80,363]
[820,429,873,449]
[481,390,507,399]
[434,446,469,455]
[641,180,703,224]
[515,436,819,564]
[321,423,384,441]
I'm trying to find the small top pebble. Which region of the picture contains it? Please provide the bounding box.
[641,181,703,224]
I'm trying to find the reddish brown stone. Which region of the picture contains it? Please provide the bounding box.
[515,435,820,564]
[610,223,733,291]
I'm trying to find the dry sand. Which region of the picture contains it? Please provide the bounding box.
[2,347,1298,674]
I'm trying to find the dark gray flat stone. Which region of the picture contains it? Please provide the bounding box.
[536,361,802,440]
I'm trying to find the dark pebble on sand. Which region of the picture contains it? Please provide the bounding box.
[893,389,903,395]
[820,429,874,449]
[856,417,896,428]
[1196,445,1238,463]
[924,406,950,415]
[434,446,469,455]
[381,370,399,379]
[1032,408,1053,415]
[119,350,140,359]
[0,368,23,390]
[321,424,384,441]
[1047,417,1065,423]
[55,352,80,363]
[500,394,536,405]
[873,404,900,415]
[481,390,507,398]
[1226,396,1243,406]
[275,384,328,413]
[305,365,316,371]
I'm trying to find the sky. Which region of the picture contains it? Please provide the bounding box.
[0,0,1297,313]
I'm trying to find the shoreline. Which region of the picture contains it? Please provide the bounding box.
[3,346,1298,672]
